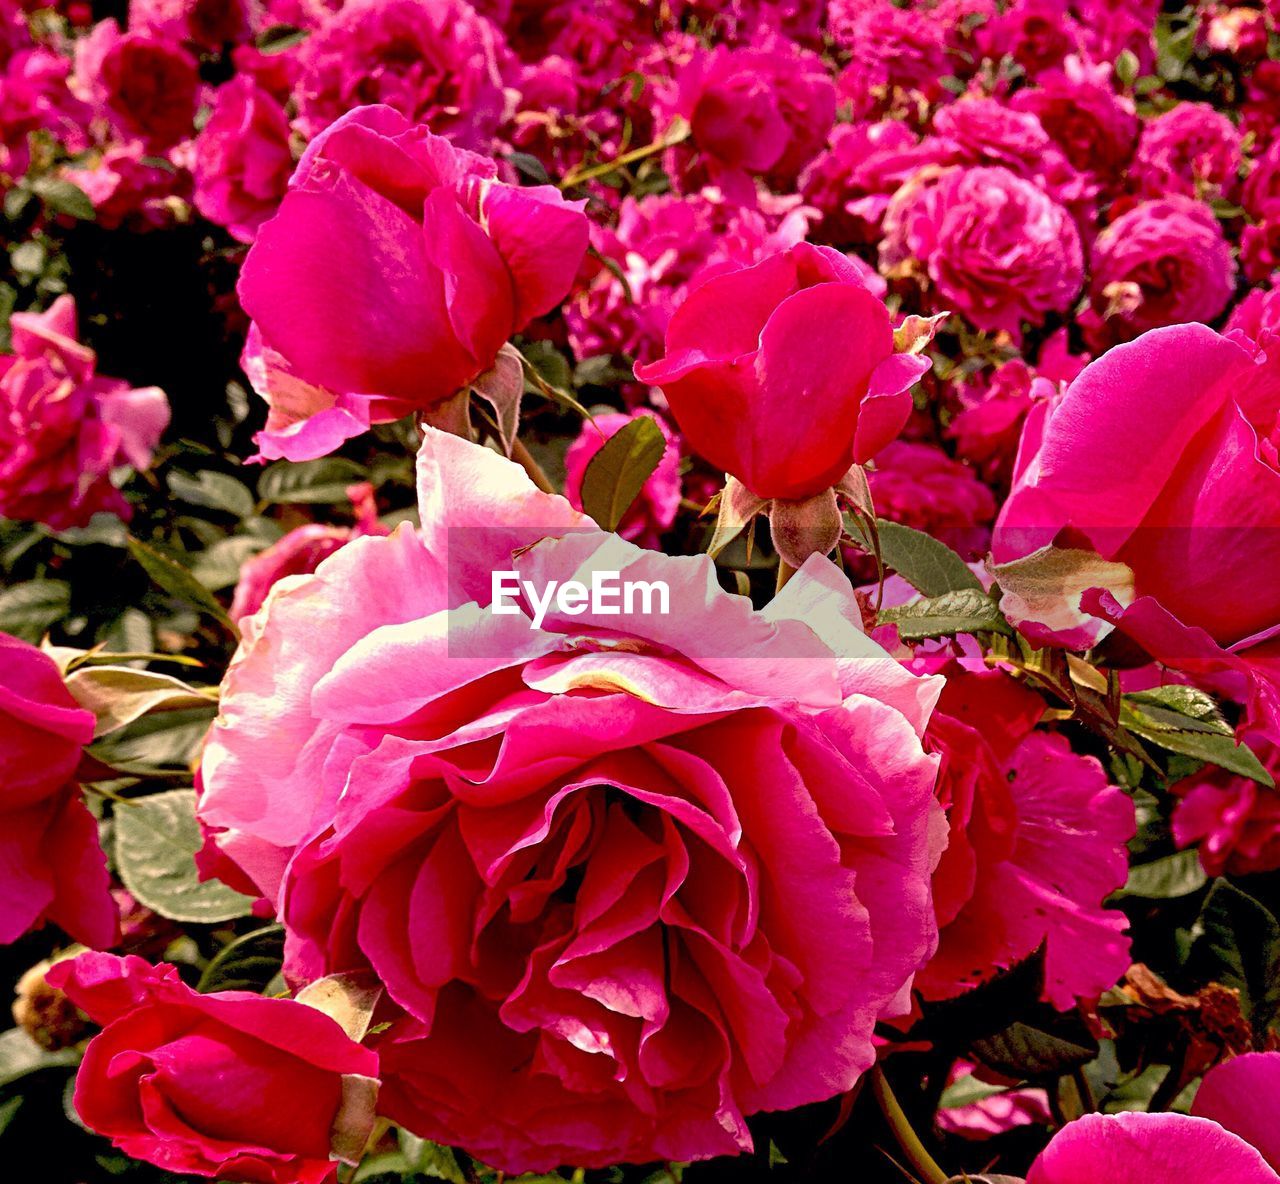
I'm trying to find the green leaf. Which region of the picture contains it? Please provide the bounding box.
[1122,686,1232,736]
[168,470,255,519]
[65,665,218,737]
[127,536,236,633]
[113,789,256,923]
[0,579,70,642]
[1121,720,1275,788]
[865,519,982,596]
[878,588,1011,640]
[938,1074,1010,1110]
[30,177,96,221]
[198,925,286,993]
[190,535,270,592]
[970,1019,1098,1079]
[1120,850,1208,899]
[90,707,214,776]
[257,458,368,505]
[1193,880,1280,1032]
[579,415,666,532]
[0,1029,79,1088]
[399,1131,467,1184]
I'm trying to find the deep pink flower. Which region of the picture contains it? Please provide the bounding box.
[1027,1053,1280,1183]
[1174,727,1280,876]
[63,142,189,230]
[291,0,512,149]
[128,0,261,49]
[994,323,1280,653]
[1134,102,1242,201]
[230,484,389,623]
[935,1061,1051,1140]
[978,0,1082,76]
[0,632,116,949]
[1010,60,1139,185]
[564,412,681,547]
[673,39,835,199]
[0,47,92,179]
[0,297,170,529]
[881,165,1083,339]
[917,666,1133,1008]
[193,77,293,243]
[635,242,927,501]
[830,0,950,115]
[77,20,200,149]
[48,951,379,1184]
[198,428,945,1171]
[238,104,588,459]
[1082,196,1236,349]
[867,441,996,561]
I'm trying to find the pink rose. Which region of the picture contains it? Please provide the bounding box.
[198,428,945,1171]
[1082,196,1236,349]
[564,412,681,548]
[866,441,996,561]
[0,296,170,529]
[993,324,1280,655]
[238,104,588,460]
[62,141,189,230]
[1011,60,1139,185]
[1134,102,1242,201]
[0,631,116,948]
[229,483,389,623]
[291,0,512,149]
[674,39,835,199]
[881,165,1084,339]
[1026,1053,1280,1183]
[978,0,1082,75]
[193,77,293,243]
[0,47,92,179]
[916,666,1134,1008]
[49,952,379,1184]
[78,21,200,149]
[127,0,261,49]
[634,242,927,500]
[830,0,949,115]
[1173,727,1280,876]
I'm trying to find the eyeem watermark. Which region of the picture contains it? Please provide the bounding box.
[492,570,671,629]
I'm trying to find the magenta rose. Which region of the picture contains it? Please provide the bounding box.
[1133,101,1242,201]
[0,631,116,949]
[881,164,1083,338]
[193,77,294,244]
[291,0,512,149]
[238,104,588,460]
[993,323,1280,656]
[674,39,835,198]
[916,665,1133,1008]
[128,0,260,49]
[78,20,200,149]
[1082,195,1236,349]
[48,952,379,1184]
[1026,1053,1280,1183]
[564,412,681,548]
[198,428,945,1171]
[0,296,170,529]
[634,242,928,501]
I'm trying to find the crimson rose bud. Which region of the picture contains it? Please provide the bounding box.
[634,243,927,501]
[49,952,379,1184]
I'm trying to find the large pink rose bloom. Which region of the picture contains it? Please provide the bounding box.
[881,165,1083,339]
[237,105,588,460]
[673,39,835,200]
[634,242,927,501]
[916,666,1133,1008]
[1082,195,1236,349]
[292,0,511,148]
[198,429,946,1171]
[1133,101,1242,201]
[0,631,117,949]
[0,296,170,529]
[193,76,293,244]
[994,323,1280,656]
[1027,1052,1280,1183]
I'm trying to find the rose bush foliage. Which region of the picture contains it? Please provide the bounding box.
[1,2,1279,1184]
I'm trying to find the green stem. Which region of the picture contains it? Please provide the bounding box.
[559,119,691,188]
[870,1065,949,1184]
[510,438,556,495]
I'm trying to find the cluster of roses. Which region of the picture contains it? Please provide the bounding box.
[2,0,1280,1181]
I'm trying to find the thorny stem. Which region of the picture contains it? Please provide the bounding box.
[870,1065,950,1184]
